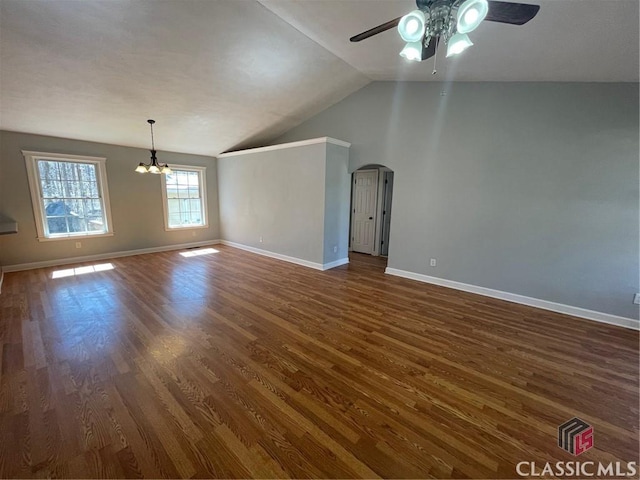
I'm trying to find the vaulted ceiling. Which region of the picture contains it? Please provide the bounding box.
[1,0,637,156]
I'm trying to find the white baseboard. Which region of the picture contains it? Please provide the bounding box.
[385,267,640,331]
[322,257,350,270]
[2,239,348,274]
[2,240,221,273]
[220,241,348,271]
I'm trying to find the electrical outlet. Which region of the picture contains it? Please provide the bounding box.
[634,293,640,305]
[259,236,263,243]
[430,258,436,267]
[333,245,338,253]
[75,242,82,249]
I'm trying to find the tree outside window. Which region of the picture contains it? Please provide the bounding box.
[23,151,113,240]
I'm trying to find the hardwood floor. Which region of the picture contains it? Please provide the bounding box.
[0,245,637,479]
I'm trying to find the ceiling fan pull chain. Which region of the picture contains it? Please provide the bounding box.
[432,38,438,75]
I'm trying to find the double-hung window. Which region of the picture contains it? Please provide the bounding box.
[23,151,114,240]
[160,165,208,230]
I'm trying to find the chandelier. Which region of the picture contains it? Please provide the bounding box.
[397,0,488,61]
[135,119,172,174]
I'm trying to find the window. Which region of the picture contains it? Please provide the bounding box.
[23,151,114,241]
[160,165,208,230]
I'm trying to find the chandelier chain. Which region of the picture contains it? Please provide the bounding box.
[149,122,155,151]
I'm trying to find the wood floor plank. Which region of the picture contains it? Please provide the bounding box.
[0,245,637,478]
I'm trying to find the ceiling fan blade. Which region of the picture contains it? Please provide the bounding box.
[350,16,401,42]
[485,1,540,25]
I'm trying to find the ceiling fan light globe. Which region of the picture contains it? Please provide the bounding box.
[135,163,148,173]
[446,32,473,57]
[398,10,426,42]
[399,41,423,61]
[148,165,161,174]
[464,9,479,25]
[161,165,172,175]
[406,18,420,35]
[456,0,488,33]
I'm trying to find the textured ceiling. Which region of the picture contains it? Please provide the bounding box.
[0,0,638,156]
[0,0,368,155]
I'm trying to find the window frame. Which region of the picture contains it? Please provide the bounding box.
[23,150,114,242]
[160,164,208,231]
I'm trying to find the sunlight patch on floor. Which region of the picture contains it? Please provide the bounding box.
[52,263,115,279]
[180,248,219,257]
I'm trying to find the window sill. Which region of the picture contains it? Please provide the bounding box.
[165,225,209,232]
[37,232,114,242]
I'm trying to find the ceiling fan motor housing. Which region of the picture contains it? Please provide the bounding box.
[416,0,460,10]
[416,0,435,9]
[426,4,456,40]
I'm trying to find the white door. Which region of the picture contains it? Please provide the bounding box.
[351,169,378,254]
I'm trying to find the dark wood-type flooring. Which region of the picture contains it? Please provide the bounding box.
[0,245,638,478]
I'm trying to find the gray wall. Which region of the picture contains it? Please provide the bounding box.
[0,130,220,266]
[323,143,350,264]
[217,143,327,264]
[274,82,640,320]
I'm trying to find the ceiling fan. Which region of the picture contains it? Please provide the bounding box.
[350,0,540,62]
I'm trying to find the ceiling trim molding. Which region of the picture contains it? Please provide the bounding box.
[217,137,351,158]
